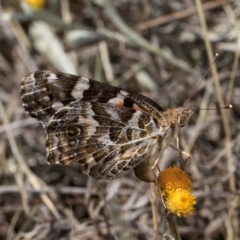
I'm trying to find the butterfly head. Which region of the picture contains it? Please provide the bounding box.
[177,107,195,127]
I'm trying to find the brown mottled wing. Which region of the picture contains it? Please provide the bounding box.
[20,71,166,127]
[20,71,166,180]
[45,101,163,179]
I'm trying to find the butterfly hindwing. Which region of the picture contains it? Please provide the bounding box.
[45,101,161,179]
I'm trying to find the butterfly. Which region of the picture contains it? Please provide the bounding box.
[20,71,194,182]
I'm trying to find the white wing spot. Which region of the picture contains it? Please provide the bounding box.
[120,90,128,96]
[108,93,124,105]
[43,96,50,102]
[81,77,89,82]
[22,103,29,108]
[46,73,57,83]
[40,110,47,115]
[41,87,47,92]
[71,80,90,99]
[52,101,64,111]
[29,72,35,80]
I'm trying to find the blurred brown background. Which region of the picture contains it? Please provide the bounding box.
[0,0,239,239]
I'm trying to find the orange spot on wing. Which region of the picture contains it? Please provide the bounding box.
[132,104,141,111]
[115,100,124,107]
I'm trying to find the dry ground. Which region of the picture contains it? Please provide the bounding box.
[0,0,239,239]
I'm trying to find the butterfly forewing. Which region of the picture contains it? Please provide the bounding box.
[20,70,193,182]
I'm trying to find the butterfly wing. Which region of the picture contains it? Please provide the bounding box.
[45,101,164,179]
[20,71,169,181]
[20,71,166,127]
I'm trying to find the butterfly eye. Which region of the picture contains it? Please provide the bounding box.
[179,109,194,127]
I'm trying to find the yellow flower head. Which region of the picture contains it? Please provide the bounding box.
[158,166,192,193]
[24,0,46,9]
[165,189,196,217]
[157,166,196,217]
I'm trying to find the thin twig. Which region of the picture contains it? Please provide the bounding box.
[195,1,237,239]
[0,100,61,219]
[194,0,234,189]
[166,212,181,240]
[96,0,194,74]
[224,4,240,105]
[135,0,233,31]
[150,183,159,240]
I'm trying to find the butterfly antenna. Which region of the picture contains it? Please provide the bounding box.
[187,104,233,111]
[200,105,233,110]
[183,53,219,107]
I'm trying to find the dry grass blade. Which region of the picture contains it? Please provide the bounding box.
[96,0,193,74]
[0,100,61,220]
[135,0,234,31]
[195,0,238,238]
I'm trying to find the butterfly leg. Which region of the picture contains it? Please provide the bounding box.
[151,157,160,171]
[170,144,191,166]
[175,135,187,167]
